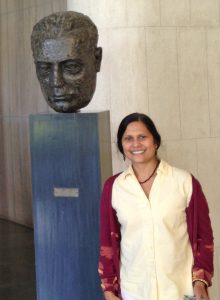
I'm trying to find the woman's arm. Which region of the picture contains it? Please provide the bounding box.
[98,176,120,298]
[186,176,214,287]
[193,280,210,300]
[104,291,120,300]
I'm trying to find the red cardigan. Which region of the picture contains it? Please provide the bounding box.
[98,174,214,299]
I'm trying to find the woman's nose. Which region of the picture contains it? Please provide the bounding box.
[132,138,140,147]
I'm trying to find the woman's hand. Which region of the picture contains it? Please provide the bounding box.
[104,291,120,300]
[193,281,210,300]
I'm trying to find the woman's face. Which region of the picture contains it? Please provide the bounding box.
[121,121,157,165]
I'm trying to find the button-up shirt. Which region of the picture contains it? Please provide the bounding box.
[112,160,194,300]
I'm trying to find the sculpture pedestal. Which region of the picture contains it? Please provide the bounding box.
[29,112,112,300]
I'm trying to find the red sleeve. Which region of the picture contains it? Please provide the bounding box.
[186,176,214,286]
[98,176,120,295]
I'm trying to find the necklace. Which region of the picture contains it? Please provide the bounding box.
[138,160,160,184]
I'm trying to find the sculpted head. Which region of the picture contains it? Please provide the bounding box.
[31,11,102,113]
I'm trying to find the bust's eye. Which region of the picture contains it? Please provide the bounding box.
[62,61,82,75]
[36,62,51,77]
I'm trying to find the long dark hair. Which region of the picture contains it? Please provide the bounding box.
[117,112,161,156]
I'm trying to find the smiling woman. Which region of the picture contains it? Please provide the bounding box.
[98,113,214,300]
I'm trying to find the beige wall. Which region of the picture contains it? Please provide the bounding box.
[0,0,67,226]
[68,0,220,297]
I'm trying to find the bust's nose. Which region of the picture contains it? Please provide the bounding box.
[50,63,64,88]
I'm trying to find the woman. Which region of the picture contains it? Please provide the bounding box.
[98,113,214,300]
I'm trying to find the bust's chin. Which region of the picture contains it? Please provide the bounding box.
[47,97,91,113]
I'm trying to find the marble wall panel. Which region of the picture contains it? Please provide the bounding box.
[207,28,220,137]
[126,0,160,26]
[7,12,20,115]
[161,0,190,26]
[52,0,67,11]
[197,138,220,247]
[35,0,52,7]
[90,0,127,28]
[3,0,56,11]
[67,0,91,16]
[7,9,38,115]
[7,0,23,13]
[35,2,53,20]
[0,14,10,115]
[196,138,220,197]
[146,28,181,140]
[9,118,24,221]
[178,28,210,139]
[0,119,7,216]
[2,118,15,220]
[190,0,219,26]
[22,0,37,9]
[162,139,198,176]
[68,0,127,28]
[15,10,29,115]
[0,0,7,13]
[109,28,148,140]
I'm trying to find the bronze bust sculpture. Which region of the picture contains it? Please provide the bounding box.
[31,11,102,113]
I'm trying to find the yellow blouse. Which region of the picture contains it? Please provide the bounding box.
[112,160,194,300]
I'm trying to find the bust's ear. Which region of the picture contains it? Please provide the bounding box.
[95,47,102,72]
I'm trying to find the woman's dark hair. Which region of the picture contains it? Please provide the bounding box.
[117,112,161,155]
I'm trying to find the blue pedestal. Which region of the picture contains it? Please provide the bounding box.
[29,112,112,300]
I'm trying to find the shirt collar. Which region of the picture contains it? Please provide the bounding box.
[157,160,172,176]
[123,164,135,179]
[122,159,172,180]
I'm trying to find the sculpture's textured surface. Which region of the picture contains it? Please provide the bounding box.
[31,11,102,113]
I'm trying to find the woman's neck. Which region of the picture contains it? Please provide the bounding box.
[132,157,160,181]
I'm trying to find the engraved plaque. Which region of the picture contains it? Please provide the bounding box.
[54,187,79,198]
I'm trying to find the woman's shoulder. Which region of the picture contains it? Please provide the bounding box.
[172,165,191,180]
[104,165,133,187]
[103,173,121,188]
[159,160,191,177]
[160,160,191,179]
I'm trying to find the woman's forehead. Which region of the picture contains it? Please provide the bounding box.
[124,121,150,134]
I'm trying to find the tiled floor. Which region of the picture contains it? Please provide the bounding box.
[0,219,36,300]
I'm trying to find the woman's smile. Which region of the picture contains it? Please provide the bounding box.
[130,150,145,155]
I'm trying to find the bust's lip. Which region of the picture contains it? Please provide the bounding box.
[51,95,72,102]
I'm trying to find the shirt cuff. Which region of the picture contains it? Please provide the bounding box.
[192,279,209,287]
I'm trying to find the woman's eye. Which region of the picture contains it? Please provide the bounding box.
[124,136,132,142]
[139,135,146,140]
